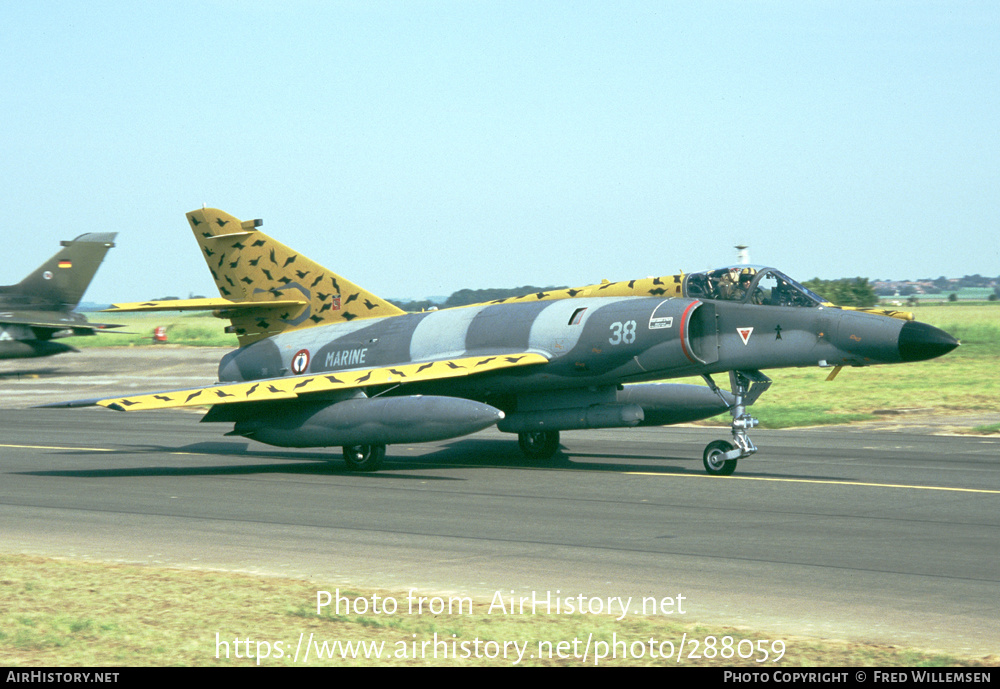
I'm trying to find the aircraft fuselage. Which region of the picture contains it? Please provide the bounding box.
[217,295,925,401]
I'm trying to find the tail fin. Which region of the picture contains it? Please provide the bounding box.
[10,233,117,310]
[187,208,403,344]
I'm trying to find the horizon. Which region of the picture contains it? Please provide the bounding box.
[72,271,997,309]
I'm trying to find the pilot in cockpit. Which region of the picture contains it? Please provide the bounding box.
[735,268,763,304]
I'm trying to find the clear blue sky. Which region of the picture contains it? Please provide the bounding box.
[2,1,997,304]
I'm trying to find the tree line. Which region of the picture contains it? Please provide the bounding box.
[391,279,882,311]
[800,278,879,307]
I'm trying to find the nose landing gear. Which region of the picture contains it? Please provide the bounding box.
[702,370,771,476]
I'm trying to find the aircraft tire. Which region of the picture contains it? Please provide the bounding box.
[518,430,560,460]
[343,444,386,472]
[703,440,738,476]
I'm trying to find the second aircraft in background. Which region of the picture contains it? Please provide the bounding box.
[0,232,119,359]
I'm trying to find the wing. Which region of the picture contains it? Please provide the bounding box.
[0,313,125,335]
[103,297,308,313]
[102,297,312,342]
[44,352,549,411]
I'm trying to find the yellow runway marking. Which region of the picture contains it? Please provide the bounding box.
[1,443,114,452]
[1,443,217,457]
[626,472,1000,494]
[6,442,996,494]
[1,443,204,457]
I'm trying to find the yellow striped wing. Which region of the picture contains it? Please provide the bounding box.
[96,352,549,411]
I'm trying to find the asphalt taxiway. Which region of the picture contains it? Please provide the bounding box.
[1,348,998,657]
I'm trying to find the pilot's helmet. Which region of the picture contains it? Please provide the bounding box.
[727,268,740,281]
[739,267,756,284]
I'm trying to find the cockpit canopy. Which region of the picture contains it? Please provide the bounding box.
[684,266,828,307]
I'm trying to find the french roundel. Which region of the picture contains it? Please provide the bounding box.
[291,349,310,375]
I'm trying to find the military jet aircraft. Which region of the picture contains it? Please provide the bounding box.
[0,232,119,359]
[47,208,959,475]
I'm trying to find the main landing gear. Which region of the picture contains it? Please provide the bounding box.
[343,444,386,471]
[518,430,560,459]
[701,370,771,476]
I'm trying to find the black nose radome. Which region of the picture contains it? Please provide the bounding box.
[898,321,960,362]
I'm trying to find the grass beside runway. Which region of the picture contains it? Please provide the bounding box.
[1,554,993,667]
[746,348,998,429]
[66,312,239,348]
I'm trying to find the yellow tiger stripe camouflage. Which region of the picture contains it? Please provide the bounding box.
[106,208,404,346]
[96,352,549,411]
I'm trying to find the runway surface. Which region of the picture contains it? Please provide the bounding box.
[1,348,998,657]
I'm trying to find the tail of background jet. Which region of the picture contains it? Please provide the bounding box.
[187,208,403,344]
[1,233,117,311]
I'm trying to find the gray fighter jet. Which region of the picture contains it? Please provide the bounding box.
[0,232,118,359]
[48,209,958,475]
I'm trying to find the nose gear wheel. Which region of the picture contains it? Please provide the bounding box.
[701,370,771,476]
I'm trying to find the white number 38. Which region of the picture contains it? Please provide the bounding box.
[609,320,637,345]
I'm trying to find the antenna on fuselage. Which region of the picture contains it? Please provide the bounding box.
[735,244,749,265]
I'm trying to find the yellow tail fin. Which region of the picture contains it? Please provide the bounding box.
[188,208,403,345]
